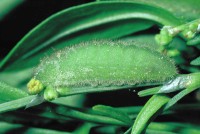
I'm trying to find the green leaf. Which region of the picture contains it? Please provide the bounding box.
[0,121,70,134]
[0,68,32,88]
[53,83,162,99]
[148,122,200,134]
[92,105,133,125]
[190,56,200,66]
[94,125,119,134]
[141,0,200,21]
[187,34,200,46]
[116,106,143,115]
[0,81,28,102]
[25,127,71,134]
[146,129,177,134]
[131,94,170,134]
[138,86,161,97]
[0,96,35,113]
[0,0,24,21]
[55,106,128,126]
[99,0,200,21]
[165,87,199,110]
[0,1,181,71]
[73,123,95,134]
[165,72,200,109]
[121,34,159,50]
[0,121,21,134]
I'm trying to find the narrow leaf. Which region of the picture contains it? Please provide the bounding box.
[165,87,198,110]
[138,86,161,97]
[0,1,181,71]
[148,122,200,134]
[0,121,70,134]
[165,72,200,109]
[99,0,200,21]
[55,106,128,126]
[131,94,170,134]
[190,56,200,66]
[0,96,35,113]
[0,0,24,21]
[93,105,133,125]
[0,81,28,102]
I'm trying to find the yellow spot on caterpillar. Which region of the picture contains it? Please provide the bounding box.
[27,78,44,95]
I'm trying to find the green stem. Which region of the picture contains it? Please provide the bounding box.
[138,72,200,97]
[56,82,162,97]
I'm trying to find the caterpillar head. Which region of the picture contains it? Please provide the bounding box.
[27,78,58,101]
[27,78,44,95]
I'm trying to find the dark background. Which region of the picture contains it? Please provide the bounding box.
[0,0,93,59]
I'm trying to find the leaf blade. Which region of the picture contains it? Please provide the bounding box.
[0,1,181,71]
[0,81,28,102]
[131,94,170,134]
[0,96,35,113]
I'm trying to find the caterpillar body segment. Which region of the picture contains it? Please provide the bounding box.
[27,40,177,101]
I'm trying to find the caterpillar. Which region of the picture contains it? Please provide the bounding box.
[27,40,177,101]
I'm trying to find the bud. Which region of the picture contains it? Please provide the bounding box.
[44,86,58,101]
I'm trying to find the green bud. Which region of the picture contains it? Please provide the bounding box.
[167,49,180,57]
[189,22,198,32]
[155,32,173,46]
[44,86,58,101]
[182,29,195,39]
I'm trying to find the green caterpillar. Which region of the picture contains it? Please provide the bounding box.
[27,40,177,101]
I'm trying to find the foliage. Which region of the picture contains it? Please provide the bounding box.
[0,0,200,134]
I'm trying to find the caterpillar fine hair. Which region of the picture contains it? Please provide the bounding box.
[27,40,177,100]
